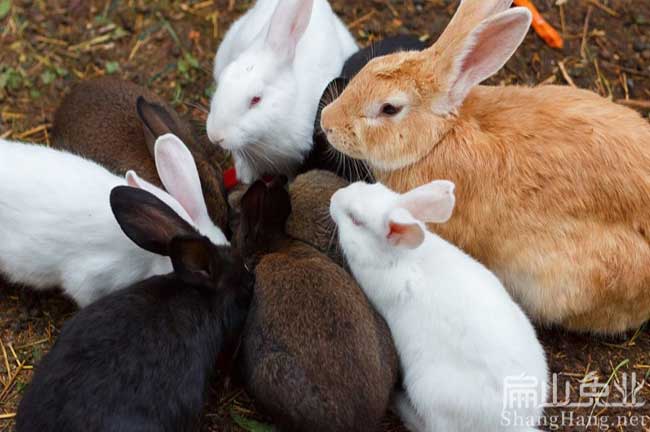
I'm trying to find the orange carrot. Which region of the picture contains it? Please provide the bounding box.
[513,0,564,49]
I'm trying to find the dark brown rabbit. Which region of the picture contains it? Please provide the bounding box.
[286,170,348,268]
[52,77,229,232]
[236,178,399,432]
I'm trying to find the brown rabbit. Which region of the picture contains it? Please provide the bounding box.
[320,0,650,334]
[286,170,349,268]
[52,77,229,232]
[236,178,398,432]
[228,170,349,267]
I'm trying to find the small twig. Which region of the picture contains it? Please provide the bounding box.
[558,60,577,87]
[588,0,619,17]
[349,10,376,29]
[0,361,26,402]
[580,6,593,60]
[616,99,650,110]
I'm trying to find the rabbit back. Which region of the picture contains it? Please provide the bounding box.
[52,77,166,184]
[241,242,397,432]
[0,139,168,306]
[379,84,650,333]
[16,276,228,432]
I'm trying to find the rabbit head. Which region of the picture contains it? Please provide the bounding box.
[207,0,315,182]
[287,170,348,259]
[126,133,228,246]
[110,185,250,295]
[330,180,455,266]
[237,176,292,263]
[320,0,531,171]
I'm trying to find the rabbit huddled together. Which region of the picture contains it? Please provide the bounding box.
[6,0,650,431]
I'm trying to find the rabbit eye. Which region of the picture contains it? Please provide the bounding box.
[250,96,262,108]
[347,211,364,227]
[380,103,402,117]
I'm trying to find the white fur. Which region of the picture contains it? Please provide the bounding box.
[207,0,358,183]
[330,181,548,432]
[0,136,227,307]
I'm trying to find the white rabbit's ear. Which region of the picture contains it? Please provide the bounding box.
[265,0,314,61]
[153,134,211,228]
[398,180,456,224]
[443,8,531,109]
[125,170,194,225]
[386,208,425,250]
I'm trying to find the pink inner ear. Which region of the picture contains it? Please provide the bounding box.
[126,171,141,188]
[266,0,313,60]
[387,220,425,249]
[449,9,531,107]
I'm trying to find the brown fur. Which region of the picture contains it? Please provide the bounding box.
[320,0,650,334]
[237,180,398,432]
[52,77,229,232]
[286,170,349,267]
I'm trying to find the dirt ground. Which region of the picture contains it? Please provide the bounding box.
[1,0,650,431]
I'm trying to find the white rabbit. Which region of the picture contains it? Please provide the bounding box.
[207,0,358,183]
[0,134,227,307]
[330,180,548,432]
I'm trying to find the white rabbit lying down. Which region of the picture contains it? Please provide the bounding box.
[330,180,548,432]
[207,0,358,183]
[0,134,227,307]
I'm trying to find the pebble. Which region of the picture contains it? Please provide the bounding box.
[643,50,650,61]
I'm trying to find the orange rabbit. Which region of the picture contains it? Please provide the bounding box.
[320,0,650,334]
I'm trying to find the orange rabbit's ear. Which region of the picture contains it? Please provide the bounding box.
[425,7,531,111]
[429,0,515,62]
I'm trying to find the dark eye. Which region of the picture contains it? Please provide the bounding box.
[381,103,402,116]
[250,96,261,108]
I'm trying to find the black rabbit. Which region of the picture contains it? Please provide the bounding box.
[16,186,253,432]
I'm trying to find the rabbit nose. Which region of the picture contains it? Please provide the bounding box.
[208,130,225,146]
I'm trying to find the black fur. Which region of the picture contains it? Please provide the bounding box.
[305,36,426,182]
[341,35,427,79]
[16,187,253,432]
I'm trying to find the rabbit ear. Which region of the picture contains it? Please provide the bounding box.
[110,186,198,256]
[136,97,187,158]
[136,96,175,157]
[125,170,194,225]
[265,0,314,61]
[433,0,515,54]
[431,8,531,110]
[153,134,211,229]
[240,180,269,239]
[447,8,531,107]
[264,176,292,228]
[169,236,216,281]
[398,180,456,224]
[386,208,425,250]
[240,178,291,239]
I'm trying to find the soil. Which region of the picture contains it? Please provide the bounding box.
[1,1,649,431]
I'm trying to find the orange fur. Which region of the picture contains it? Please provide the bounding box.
[321,1,650,334]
